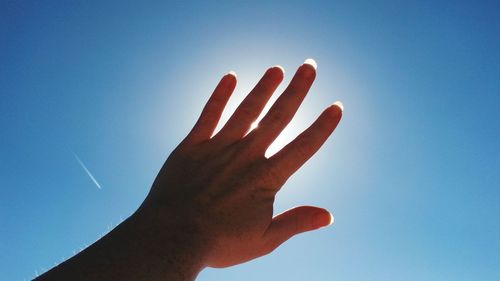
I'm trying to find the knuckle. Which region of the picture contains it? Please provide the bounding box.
[262,165,284,189]
[238,105,256,120]
[244,159,281,189]
[211,92,227,105]
[239,134,266,155]
[295,140,312,160]
[268,110,288,128]
[203,109,219,123]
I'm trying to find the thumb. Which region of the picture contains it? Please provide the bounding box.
[262,206,333,254]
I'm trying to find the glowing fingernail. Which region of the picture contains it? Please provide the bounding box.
[272,65,285,74]
[328,212,334,226]
[333,101,344,112]
[303,58,317,70]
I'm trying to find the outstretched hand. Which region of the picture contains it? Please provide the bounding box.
[141,59,343,267]
[37,59,343,281]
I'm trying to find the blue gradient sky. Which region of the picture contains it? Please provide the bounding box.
[1,1,499,280]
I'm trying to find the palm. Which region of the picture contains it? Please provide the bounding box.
[147,60,342,268]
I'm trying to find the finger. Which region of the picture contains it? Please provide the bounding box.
[267,102,342,186]
[261,206,333,255]
[248,59,317,151]
[214,66,284,143]
[182,72,237,146]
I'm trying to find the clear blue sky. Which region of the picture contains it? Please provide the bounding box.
[1,0,499,280]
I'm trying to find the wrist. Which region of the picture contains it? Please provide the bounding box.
[128,203,210,280]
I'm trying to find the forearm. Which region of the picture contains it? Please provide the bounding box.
[36,207,206,281]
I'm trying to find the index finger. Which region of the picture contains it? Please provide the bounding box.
[266,102,343,188]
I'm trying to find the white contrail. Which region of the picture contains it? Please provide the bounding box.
[72,152,102,189]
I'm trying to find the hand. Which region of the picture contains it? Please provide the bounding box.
[140,59,343,269]
[37,59,343,281]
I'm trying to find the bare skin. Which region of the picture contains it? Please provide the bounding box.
[36,59,343,281]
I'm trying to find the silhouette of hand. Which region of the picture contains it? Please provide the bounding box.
[140,59,343,269]
[36,59,343,281]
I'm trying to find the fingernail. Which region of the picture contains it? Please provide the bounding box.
[227,70,237,78]
[312,211,334,229]
[272,65,285,74]
[303,58,317,70]
[332,101,344,112]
